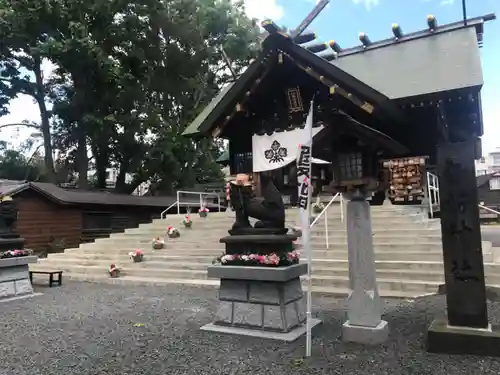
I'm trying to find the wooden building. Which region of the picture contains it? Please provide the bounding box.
[183,14,492,206]
[477,172,500,220]
[0,181,203,253]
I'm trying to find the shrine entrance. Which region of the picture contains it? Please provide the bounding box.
[184,13,499,356]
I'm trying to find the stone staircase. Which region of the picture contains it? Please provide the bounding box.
[30,204,499,298]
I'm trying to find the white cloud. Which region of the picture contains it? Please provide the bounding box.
[440,0,455,5]
[351,0,380,11]
[242,0,284,21]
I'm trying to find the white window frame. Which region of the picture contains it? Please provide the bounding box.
[489,177,500,190]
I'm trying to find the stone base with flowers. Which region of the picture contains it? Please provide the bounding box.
[201,232,319,340]
[152,237,164,250]
[109,264,121,278]
[166,226,180,238]
[198,207,209,218]
[182,215,192,228]
[129,249,144,263]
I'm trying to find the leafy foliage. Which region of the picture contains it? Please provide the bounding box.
[0,0,260,193]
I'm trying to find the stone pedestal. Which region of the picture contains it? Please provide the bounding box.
[202,263,321,341]
[0,236,25,252]
[0,256,38,300]
[342,190,388,344]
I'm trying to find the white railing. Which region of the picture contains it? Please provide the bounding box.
[160,190,223,219]
[309,193,344,249]
[160,201,179,219]
[427,171,440,218]
[478,204,500,217]
[176,190,222,215]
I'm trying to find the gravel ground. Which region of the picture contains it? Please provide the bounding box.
[1,282,500,375]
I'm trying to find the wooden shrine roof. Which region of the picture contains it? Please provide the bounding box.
[183,13,495,139]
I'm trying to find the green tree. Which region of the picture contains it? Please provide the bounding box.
[0,0,58,181]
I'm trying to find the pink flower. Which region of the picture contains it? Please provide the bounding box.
[248,254,257,260]
[268,253,279,265]
[258,255,266,264]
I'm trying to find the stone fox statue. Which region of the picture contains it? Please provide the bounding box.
[0,196,18,234]
[229,173,285,231]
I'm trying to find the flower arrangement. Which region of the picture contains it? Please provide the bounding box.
[167,226,180,238]
[0,249,32,259]
[129,249,144,263]
[198,206,209,218]
[182,215,192,228]
[109,264,120,278]
[312,201,325,213]
[213,250,300,267]
[152,237,164,250]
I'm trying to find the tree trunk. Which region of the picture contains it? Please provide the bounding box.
[114,164,128,193]
[76,128,88,189]
[33,56,56,182]
[92,145,108,189]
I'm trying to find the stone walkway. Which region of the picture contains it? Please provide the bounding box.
[1,281,499,375]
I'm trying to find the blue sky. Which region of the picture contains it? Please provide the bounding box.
[0,0,499,155]
[245,0,499,154]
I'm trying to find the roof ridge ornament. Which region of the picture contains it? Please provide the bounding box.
[392,23,403,39]
[427,15,438,31]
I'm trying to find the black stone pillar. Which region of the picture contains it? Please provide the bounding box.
[427,138,500,357]
[438,139,488,328]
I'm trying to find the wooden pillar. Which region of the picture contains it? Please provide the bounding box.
[252,172,262,196]
[427,138,500,357]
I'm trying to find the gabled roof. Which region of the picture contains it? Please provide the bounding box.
[330,14,494,99]
[183,32,400,138]
[0,181,218,208]
[183,57,267,137]
[182,13,495,137]
[333,26,484,99]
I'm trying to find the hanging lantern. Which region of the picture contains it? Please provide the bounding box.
[328,40,342,53]
[427,15,437,31]
[359,32,371,47]
[392,23,403,39]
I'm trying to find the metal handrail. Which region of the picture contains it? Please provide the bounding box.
[160,201,178,219]
[478,204,500,216]
[427,171,440,218]
[309,193,343,249]
[176,190,222,215]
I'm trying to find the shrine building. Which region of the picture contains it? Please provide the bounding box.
[183,13,495,207]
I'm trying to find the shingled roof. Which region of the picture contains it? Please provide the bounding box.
[0,181,218,208]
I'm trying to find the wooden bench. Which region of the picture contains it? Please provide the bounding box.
[29,270,63,287]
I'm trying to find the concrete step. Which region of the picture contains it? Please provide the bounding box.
[49,249,452,262]
[40,256,500,275]
[30,263,441,294]
[59,244,450,261]
[146,218,435,227]
[31,271,424,298]
[84,237,445,248]
[71,243,447,252]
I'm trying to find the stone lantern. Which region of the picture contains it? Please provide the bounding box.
[331,150,389,344]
